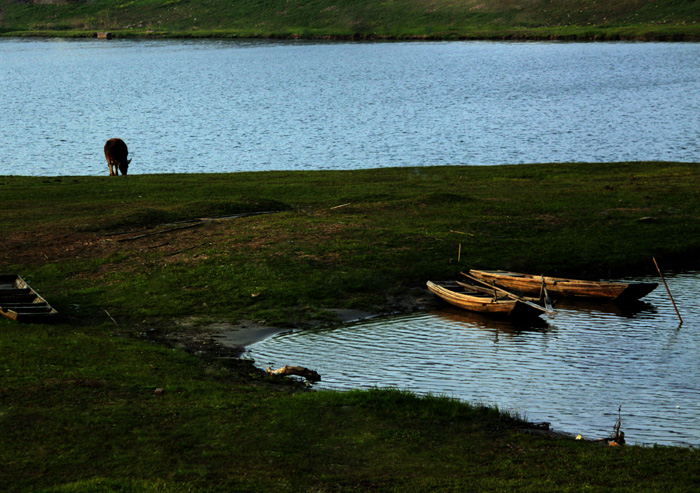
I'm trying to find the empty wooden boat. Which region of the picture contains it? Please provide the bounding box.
[467,269,657,302]
[0,275,57,322]
[426,280,545,319]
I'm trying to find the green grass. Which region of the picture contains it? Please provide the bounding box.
[2,321,700,491]
[1,0,699,40]
[3,163,700,327]
[2,163,700,490]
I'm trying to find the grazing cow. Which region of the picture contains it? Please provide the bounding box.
[104,138,131,176]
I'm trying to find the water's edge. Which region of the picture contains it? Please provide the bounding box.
[245,274,699,447]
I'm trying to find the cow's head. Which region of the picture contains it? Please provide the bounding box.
[119,158,132,176]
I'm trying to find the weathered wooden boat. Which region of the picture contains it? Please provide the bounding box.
[0,275,57,321]
[426,280,545,319]
[467,269,657,302]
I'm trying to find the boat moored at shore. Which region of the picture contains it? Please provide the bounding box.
[426,280,546,319]
[467,269,657,302]
[0,275,57,322]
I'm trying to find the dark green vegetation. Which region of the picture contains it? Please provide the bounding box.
[3,326,700,492]
[1,0,699,40]
[2,163,700,490]
[4,162,700,327]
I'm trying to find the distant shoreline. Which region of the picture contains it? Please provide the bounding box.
[3,0,699,43]
[3,29,700,42]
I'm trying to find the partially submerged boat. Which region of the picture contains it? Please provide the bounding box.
[426,280,546,319]
[467,269,657,302]
[0,275,57,322]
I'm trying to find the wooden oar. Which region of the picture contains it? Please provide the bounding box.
[460,272,555,315]
[541,275,553,312]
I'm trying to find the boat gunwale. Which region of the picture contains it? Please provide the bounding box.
[468,269,657,301]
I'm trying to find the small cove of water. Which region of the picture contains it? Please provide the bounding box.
[247,273,700,447]
[1,39,699,176]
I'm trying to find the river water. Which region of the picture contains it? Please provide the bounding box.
[4,37,699,445]
[247,273,700,447]
[1,39,699,176]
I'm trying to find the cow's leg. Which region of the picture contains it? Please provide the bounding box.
[108,161,115,176]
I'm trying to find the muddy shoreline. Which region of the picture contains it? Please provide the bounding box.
[154,292,435,362]
[178,310,421,358]
[137,294,616,443]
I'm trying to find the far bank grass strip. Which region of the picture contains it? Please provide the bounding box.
[1,0,699,41]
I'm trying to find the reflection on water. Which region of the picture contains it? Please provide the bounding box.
[247,273,700,447]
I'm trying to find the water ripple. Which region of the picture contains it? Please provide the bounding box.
[248,273,700,447]
[2,39,699,176]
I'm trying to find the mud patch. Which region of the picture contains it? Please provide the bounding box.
[211,321,292,348]
[172,310,376,352]
[323,308,376,324]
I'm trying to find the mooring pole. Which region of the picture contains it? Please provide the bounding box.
[653,257,682,326]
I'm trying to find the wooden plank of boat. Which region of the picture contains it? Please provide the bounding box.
[467,269,657,302]
[426,281,543,319]
[0,275,57,322]
[457,277,555,315]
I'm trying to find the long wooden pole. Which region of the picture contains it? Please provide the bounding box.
[653,257,682,325]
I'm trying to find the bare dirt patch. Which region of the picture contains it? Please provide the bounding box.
[2,218,254,280]
[1,230,112,267]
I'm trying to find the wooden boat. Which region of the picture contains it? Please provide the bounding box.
[467,269,657,302]
[426,280,545,319]
[0,275,57,321]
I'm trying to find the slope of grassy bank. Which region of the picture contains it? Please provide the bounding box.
[1,0,699,40]
[3,162,700,327]
[2,162,700,490]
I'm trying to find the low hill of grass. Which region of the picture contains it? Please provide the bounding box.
[2,163,700,491]
[3,162,700,327]
[1,0,699,40]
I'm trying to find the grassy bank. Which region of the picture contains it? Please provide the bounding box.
[2,162,700,490]
[3,162,700,327]
[1,0,699,40]
[3,323,700,491]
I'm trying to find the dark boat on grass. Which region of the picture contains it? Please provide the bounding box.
[426,280,547,319]
[0,275,57,322]
[467,269,657,302]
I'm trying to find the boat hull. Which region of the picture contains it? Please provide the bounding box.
[427,281,542,319]
[0,275,57,322]
[468,269,657,302]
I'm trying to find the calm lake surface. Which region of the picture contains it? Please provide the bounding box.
[1,39,699,176]
[247,273,700,447]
